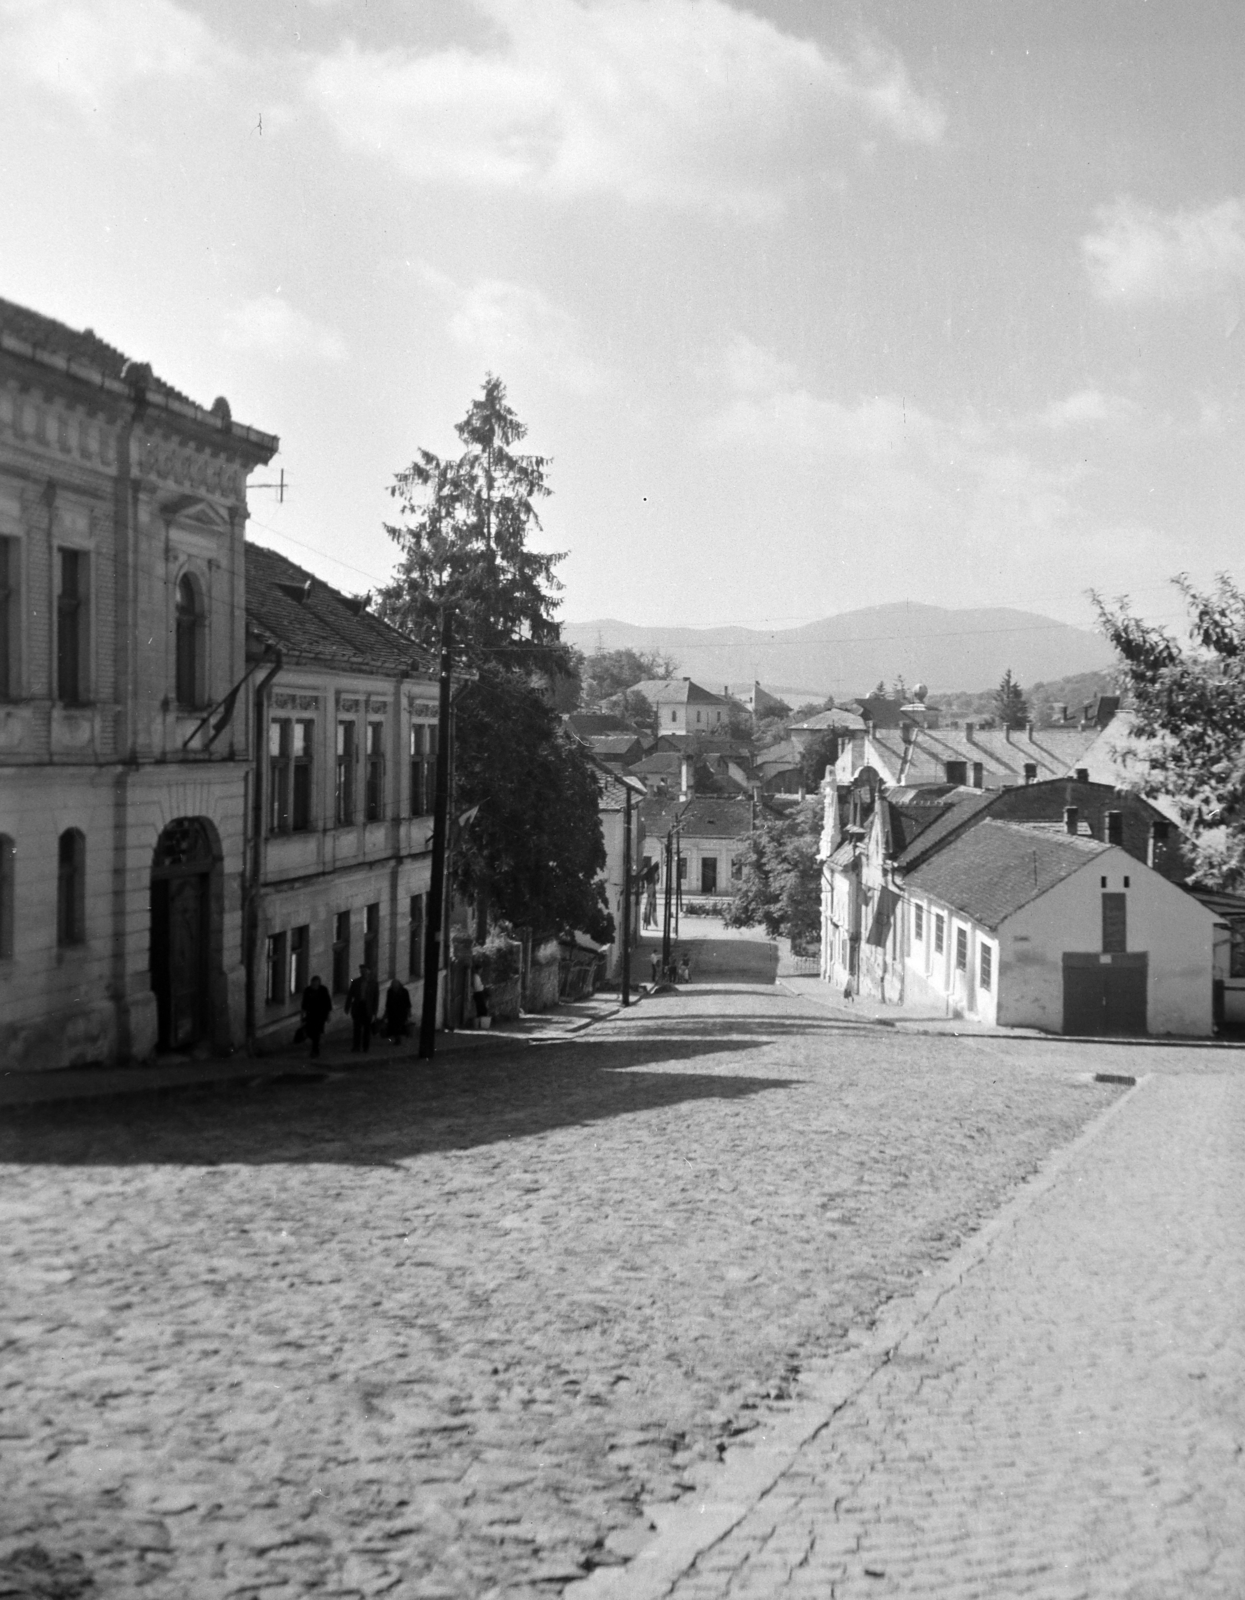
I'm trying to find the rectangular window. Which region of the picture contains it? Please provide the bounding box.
[678,856,688,881]
[914,903,925,941]
[366,721,385,821]
[0,835,13,958]
[335,719,356,825]
[0,537,14,700]
[57,829,85,947]
[1102,893,1127,953]
[266,931,287,1004]
[363,901,380,975]
[292,720,313,831]
[980,943,993,991]
[57,549,88,704]
[1106,810,1124,846]
[269,718,291,833]
[944,760,967,786]
[289,924,309,997]
[1023,762,1037,784]
[409,723,438,816]
[934,913,945,955]
[955,927,968,971]
[700,857,718,894]
[332,910,351,994]
[408,893,425,981]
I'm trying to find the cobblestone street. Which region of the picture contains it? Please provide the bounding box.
[0,981,1230,1598]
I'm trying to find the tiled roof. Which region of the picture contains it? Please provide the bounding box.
[641,794,763,842]
[893,791,1000,869]
[904,820,1107,929]
[585,733,644,758]
[631,677,728,706]
[246,543,431,676]
[868,724,1101,788]
[791,708,867,733]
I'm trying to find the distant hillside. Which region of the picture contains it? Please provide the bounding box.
[564,604,1114,696]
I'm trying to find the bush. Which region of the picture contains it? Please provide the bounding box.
[473,934,522,983]
[680,897,734,918]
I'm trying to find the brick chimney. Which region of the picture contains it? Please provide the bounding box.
[679,756,692,801]
[965,722,975,741]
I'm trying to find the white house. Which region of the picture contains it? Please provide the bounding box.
[631,676,729,735]
[902,819,1215,1036]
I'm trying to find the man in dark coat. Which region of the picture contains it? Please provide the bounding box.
[300,974,332,1058]
[346,963,379,1053]
[383,977,411,1042]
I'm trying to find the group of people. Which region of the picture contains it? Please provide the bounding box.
[298,966,412,1058]
[650,950,691,985]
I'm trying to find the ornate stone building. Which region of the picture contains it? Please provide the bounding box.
[0,298,277,1069]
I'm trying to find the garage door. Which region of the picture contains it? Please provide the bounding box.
[1062,952,1148,1036]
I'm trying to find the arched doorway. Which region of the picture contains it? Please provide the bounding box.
[151,817,215,1051]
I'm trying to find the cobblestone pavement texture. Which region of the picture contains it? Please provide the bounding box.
[0,979,1219,1598]
[602,1067,1245,1600]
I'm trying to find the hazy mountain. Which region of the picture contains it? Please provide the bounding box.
[563,604,1114,697]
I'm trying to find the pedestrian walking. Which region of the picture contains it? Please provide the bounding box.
[472,968,491,1027]
[843,977,855,1004]
[383,977,411,1042]
[300,975,332,1058]
[346,963,379,1052]
[650,950,660,984]
[678,952,691,983]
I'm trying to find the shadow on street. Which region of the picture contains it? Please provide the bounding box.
[0,1032,801,1169]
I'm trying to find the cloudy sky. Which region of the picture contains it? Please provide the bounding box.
[3,0,1242,632]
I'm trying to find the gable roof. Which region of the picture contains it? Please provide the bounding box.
[641,793,765,842]
[904,820,1108,929]
[894,790,1001,870]
[791,707,867,733]
[631,677,728,707]
[246,543,430,676]
[584,733,645,759]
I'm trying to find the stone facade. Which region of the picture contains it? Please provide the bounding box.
[0,300,276,1070]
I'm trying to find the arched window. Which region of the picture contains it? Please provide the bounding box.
[175,574,202,709]
[0,834,13,958]
[57,828,85,946]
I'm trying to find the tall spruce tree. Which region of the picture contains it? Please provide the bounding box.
[376,376,611,942]
[992,668,1030,730]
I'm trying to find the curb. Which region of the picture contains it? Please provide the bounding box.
[565,1074,1149,1600]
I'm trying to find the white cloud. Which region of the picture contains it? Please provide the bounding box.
[220,296,347,363]
[1,0,231,108]
[307,0,943,216]
[1083,197,1245,303]
[1034,388,1137,429]
[419,265,604,393]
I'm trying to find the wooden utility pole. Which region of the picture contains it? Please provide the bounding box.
[419,608,454,1060]
[621,784,633,1006]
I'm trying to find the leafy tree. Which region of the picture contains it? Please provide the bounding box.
[724,698,754,740]
[799,731,839,789]
[601,687,655,731]
[725,798,822,947]
[1094,574,1245,887]
[376,375,610,940]
[992,668,1030,730]
[581,646,676,707]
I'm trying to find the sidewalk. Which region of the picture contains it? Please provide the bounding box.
[0,992,633,1108]
[574,1068,1245,1599]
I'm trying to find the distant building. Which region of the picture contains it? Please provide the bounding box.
[631,676,729,735]
[641,793,763,900]
[0,297,277,1070]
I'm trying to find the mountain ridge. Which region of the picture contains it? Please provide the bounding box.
[562,603,1114,695]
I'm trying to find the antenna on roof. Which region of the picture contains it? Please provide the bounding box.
[250,467,288,503]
